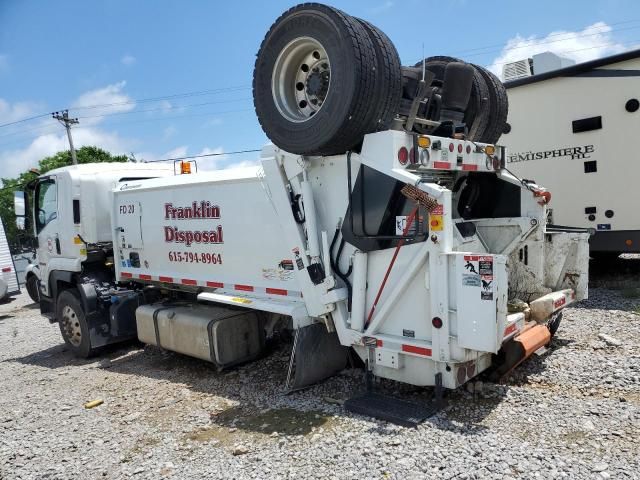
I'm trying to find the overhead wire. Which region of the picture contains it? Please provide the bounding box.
[444,18,640,57]
[5,19,640,129]
[142,148,262,163]
[485,39,640,68]
[0,84,251,129]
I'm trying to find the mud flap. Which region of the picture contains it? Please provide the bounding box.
[285,323,349,392]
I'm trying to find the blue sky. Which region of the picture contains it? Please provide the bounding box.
[1,0,639,176]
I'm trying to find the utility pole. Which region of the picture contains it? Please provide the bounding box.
[52,110,79,165]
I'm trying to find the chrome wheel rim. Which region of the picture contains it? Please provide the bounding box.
[272,37,331,123]
[61,305,82,347]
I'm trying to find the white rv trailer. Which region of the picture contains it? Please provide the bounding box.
[0,220,20,301]
[502,49,640,257]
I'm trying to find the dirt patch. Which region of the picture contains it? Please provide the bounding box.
[183,406,336,447]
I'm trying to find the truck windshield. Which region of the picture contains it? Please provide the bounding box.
[35,179,57,233]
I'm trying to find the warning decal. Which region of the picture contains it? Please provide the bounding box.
[463,255,495,300]
[428,204,444,232]
[479,256,493,275]
[479,256,494,300]
[462,274,480,287]
[292,247,304,270]
[463,255,479,274]
[395,215,424,235]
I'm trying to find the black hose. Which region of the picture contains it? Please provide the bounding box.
[330,227,352,311]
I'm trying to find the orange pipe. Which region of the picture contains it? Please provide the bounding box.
[515,324,551,359]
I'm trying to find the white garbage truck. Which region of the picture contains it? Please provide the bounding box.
[15,4,589,423]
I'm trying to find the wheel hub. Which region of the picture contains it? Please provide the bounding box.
[272,37,331,123]
[305,70,329,99]
[61,305,82,347]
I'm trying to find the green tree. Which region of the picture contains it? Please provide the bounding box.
[0,146,130,250]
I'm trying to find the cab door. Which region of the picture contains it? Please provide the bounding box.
[33,176,59,297]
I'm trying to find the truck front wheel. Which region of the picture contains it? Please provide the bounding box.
[25,274,40,303]
[57,289,94,358]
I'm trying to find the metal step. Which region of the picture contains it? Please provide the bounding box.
[344,392,440,427]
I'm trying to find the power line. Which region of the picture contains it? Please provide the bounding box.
[444,18,640,58]
[143,148,261,163]
[0,147,263,191]
[0,84,250,129]
[410,20,640,65]
[0,113,51,129]
[5,17,639,129]
[70,85,250,111]
[455,24,640,60]
[0,108,255,149]
[75,97,251,120]
[485,40,640,68]
[0,99,253,142]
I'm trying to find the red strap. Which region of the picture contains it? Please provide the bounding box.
[365,207,418,327]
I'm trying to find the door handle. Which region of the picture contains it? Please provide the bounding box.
[55,235,61,254]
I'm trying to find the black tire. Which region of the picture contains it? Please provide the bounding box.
[253,3,378,155]
[354,18,402,133]
[415,56,491,142]
[56,289,95,358]
[471,64,509,144]
[25,274,40,303]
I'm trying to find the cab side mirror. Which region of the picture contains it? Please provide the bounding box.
[14,191,25,216]
[14,191,28,231]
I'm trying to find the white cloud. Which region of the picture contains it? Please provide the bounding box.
[163,145,188,159]
[0,83,139,178]
[0,128,136,178]
[0,54,8,73]
[121,54,136,66]
[489,22,631,78]
[195,146,226,170]
[72,81,136,126]
[0,98,45,126]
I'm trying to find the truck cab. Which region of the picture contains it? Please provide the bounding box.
[15,163,174,331]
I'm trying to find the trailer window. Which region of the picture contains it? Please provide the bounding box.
[35,179,57,233]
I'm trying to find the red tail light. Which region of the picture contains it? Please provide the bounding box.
[449,143,454,153]
[398,147,409,165]
[457,144,463,153]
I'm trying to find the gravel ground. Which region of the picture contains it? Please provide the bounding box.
[1,287,639,480]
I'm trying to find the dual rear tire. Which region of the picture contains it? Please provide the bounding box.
[253,4,509,155]
[415,56,508,144]
[253,4,402,156]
